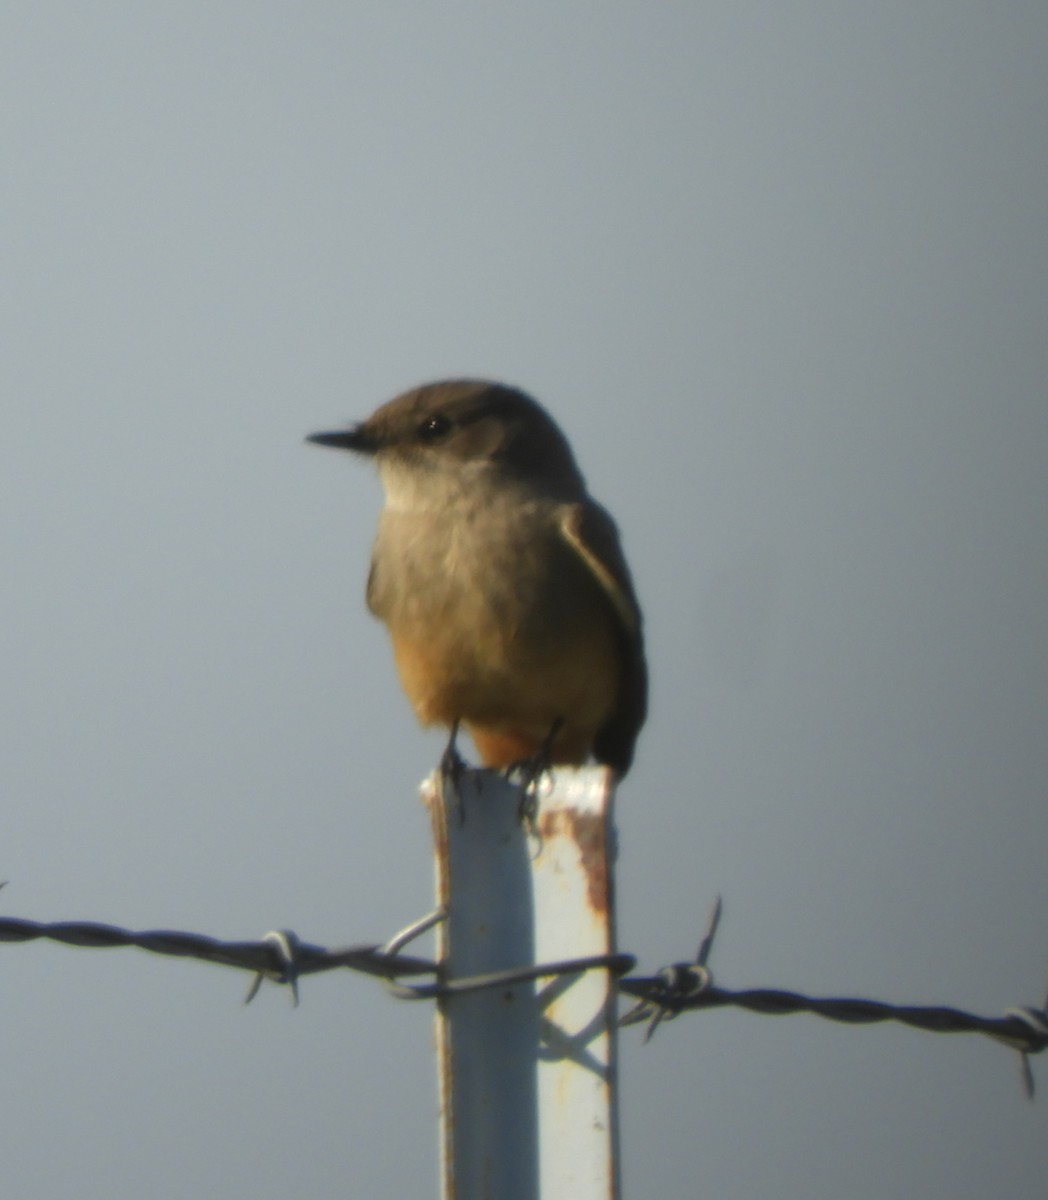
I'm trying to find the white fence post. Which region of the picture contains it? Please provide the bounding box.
[424,766,621,1200]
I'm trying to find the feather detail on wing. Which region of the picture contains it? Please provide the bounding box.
[560,501,647,774]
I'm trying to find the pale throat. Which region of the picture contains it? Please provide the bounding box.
[377,457,510,514]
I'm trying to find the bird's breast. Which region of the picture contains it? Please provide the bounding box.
[370,500,581,631]
[367,498,619,718]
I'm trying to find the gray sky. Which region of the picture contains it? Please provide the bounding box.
[3,3,1046,1197]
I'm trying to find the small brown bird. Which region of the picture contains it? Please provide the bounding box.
[308,379,646,775]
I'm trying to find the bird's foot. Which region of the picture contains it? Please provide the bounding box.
[440,721,470,824]
[504,718,564,831]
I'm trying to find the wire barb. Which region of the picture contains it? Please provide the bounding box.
[621,894,722,1040]
[1001,1002,1048,1099]
[244,931,302,1007]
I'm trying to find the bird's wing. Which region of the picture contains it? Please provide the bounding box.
[560,501,641,634]
[560,500,647,773]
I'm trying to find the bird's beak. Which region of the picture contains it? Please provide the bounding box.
[305,425,375,453]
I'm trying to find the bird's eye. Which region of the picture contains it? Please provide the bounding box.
[418,413,452,443]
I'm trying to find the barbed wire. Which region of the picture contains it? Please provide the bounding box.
[617,896,1048,1098]
[0,915,434,1007]
[619,970,1048,1091]
[2,903,1044,1095]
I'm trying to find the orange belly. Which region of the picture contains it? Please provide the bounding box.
[389,615,621,767]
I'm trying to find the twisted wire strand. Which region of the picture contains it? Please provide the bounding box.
[2,912,1043,1092]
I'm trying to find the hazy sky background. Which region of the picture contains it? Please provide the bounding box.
[3,4,1046,1197]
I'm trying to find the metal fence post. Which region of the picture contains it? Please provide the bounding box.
[424,766,620,1200]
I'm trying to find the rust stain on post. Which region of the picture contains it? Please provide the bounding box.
[538,807,610,916]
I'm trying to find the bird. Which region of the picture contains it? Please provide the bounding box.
[308,378,646,777]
